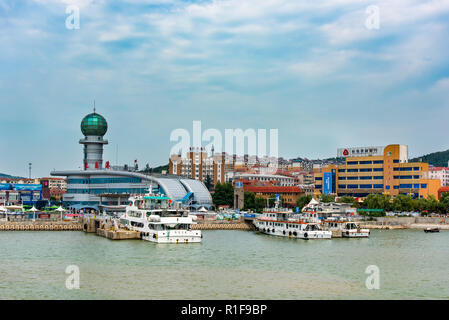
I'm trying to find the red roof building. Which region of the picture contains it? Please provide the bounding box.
[242,184,304,208]
[438,186,449,200]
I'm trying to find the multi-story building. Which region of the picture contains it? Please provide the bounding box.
[40,177,67,190]
[0,178,40,185]
[233,173,296,186]
[0,183,43,206]
[313,144,441,199]
[39,177,67,201]
[169,148,228,185]
[239,181,305,208]
[428,167,449,187]
[169,149,282,186]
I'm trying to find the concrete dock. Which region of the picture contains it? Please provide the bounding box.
[82,217,141,240]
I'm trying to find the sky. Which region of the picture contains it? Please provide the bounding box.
[1,0,449,177]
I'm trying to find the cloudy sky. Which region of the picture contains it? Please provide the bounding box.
[1,0,448,177]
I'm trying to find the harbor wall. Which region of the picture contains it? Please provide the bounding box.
[360,216,449,230]
[192,220,254,230]
[0,221,82,231]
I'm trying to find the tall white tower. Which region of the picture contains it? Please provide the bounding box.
[79,110,108,170]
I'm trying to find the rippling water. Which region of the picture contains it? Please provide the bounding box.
[0,229,448,299]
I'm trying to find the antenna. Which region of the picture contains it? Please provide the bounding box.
[93,100,96,113]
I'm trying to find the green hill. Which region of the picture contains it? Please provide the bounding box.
[151,164,169,173]
[410,149,449,167]
[0,173,24,179]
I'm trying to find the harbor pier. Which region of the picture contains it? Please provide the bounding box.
[82,216,141,240]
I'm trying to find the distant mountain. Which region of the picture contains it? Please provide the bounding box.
[0,173,24,179]
[410,149,449,167]
[138,164,169,175]
[151,164,169,173]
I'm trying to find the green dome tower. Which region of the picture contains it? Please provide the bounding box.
[81,112,108,136]
[79,108,109,170]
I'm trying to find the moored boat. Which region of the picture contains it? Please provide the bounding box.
[119,190,202,244]
[253,200,331,240]
[322,217,370,238]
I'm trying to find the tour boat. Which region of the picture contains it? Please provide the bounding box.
[321,217,370,238]
[253,201,331,240]
[424,227,439,233]
[119,191,202,244]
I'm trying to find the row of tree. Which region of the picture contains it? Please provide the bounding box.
[294,193,449,216]
[211,182,274,213]
[212,182,449,215]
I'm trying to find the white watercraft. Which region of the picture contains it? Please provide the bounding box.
[322,217,370,238]
[119,191,202,244]
[253,201,331,240]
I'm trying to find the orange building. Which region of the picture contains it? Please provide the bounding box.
[314,144,441,199]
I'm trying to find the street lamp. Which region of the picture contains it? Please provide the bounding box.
[28,163,32,179]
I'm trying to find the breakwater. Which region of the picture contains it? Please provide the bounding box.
[0,221,82,231]
[192,221,254,230]
[360,216,449,230]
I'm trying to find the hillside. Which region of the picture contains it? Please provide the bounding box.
[151,164,169,173]
[0,173,24,179]
[410,149,449,167]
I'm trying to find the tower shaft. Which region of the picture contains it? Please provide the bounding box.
[79,136,108,170]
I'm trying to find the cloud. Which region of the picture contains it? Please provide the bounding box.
[1,0,449,176]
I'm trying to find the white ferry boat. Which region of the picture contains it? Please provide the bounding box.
[322,217,370,238]
[119,191,202,244]
[253,201,331,240]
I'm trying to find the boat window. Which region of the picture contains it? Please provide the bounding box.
[128,211,142,218]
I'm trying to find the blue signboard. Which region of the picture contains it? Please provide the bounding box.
[235,181,243,189]
[0,183,12,190]
[275,194,281,202]
[13,184,42,191]
[323,172,332,195]
[296,207,299,213]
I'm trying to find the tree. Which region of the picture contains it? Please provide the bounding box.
[362,194,392,211]
[439,192,449,214]
[254,196,266,212]
[392,194,415,212]
[296,195,312,210]
[243,191,255,210]
[320,194,335,203]
[204,175,213,191]
[337,196,357,206]
[211,182,234,207]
